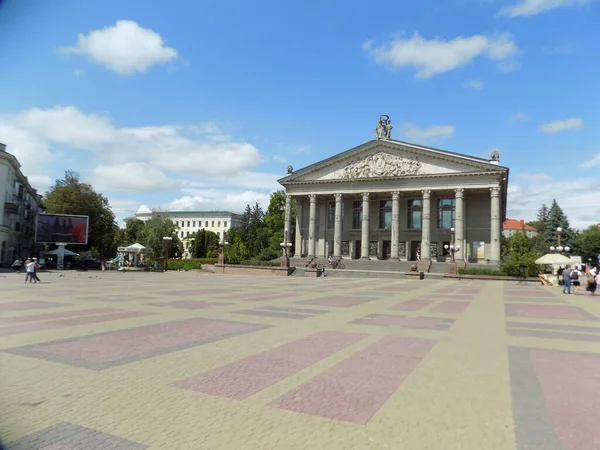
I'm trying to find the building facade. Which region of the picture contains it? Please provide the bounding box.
[134,210,243,257]
[278,117,509,263]
[0,143,42,264]
[502,218,538,238]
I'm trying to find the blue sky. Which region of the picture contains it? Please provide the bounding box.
[0,0,599,227]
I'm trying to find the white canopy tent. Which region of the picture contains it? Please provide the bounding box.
[535,253,573,265]
[116,243,153,271]
[45,248,79,257]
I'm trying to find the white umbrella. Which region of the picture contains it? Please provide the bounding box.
[45,248,79,257]
[535,253,573,265]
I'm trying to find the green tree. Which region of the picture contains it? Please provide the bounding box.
[138,213,181,258]
[190,229,219,258]
[546,199,578,250]
[576,225,600,262]
[500,230,542,277]
[43,170,117,258]
[263,190,296,252]
[224,235,250,264]
[117,218,145,246]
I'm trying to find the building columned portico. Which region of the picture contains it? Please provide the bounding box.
[279,116,509,264]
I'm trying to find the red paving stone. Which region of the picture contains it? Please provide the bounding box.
[35,318,260,364]
[0,322,59,337]
[364,315,443,329]
[531,349,600,449]
[295,296,375,307]
[173,331,366,400]
[505,290,556,297]
[46,311,153,326]
[0,301,70,312]
[430,301,470,314]
[389,300,434,311]
[513,304,591,320]
[0,308,120,324]
[270,336,436,423]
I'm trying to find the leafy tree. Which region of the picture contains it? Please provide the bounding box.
[263,190,296,253]
[117,218,145,246]
[576,225,600,262]
[190,229,219,258]
[501,230,542,277]
[138,213,181,258]
[43,170,117,258]
[224,236,249,264]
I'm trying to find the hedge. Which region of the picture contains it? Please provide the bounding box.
[458,267,507,276]
[239,260,281,267]
[164,258,218,271]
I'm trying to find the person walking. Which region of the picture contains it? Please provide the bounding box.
[11,258,22,273]
[562,265,572,295]
[24,258,35,283]
[571,266,582,295]
[587,268,598,295]
[31,258,41,283]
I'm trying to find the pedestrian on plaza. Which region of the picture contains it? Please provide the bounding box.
[31,258,41,283]
[571,265,582,295]
[562,265,572,295]
[11,258,22,273]
[587,268,597,295]
[24,258,34,283]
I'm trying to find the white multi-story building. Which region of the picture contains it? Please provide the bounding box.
[0,143,42,264]
[134,210,243,256]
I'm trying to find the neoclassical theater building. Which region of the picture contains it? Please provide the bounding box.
[278,116,509,264]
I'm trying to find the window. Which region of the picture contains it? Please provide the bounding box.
[181,221,184,227]
[187,221,190,227]
[379,200,392,229]
[352,201,362,229]
[327,202,335,229]
[180,231,184,237]
[218,221,221,227]
[437,199,455,229]
[408,199,422,229]
[211,221,215,227]
[193,221,196,227]
[205,221,208,227]
[224,221,228,227]
[187,231,190,236]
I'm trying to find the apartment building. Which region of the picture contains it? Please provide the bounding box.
[0,143,42,264]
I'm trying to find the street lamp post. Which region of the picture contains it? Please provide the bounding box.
[280,228,292,268]
[162,236,173,271]
[549,227,570,255]
[217,240,229,265]
[443,227,461,264]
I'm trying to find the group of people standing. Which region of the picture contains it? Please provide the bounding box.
[11,258,41,283]
[560,265,600,296]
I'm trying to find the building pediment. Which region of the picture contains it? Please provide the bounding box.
[280,140,506,184]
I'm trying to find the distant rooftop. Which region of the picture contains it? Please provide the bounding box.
[503,218,537,231]
[135,210,242,217]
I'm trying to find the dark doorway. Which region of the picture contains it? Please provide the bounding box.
[354,240,361,259]
[410,241,422,261]
[382,240,391,260]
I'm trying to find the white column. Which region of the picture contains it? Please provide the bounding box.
[391,191,401,259]
[490,187,501,262]
[283,194,292,256]
[308,194,317,258]
[361,192,370,260]
[295,198,303,257]
[333,193,343,258]
[454,188,465,261]
[421,189,432,259]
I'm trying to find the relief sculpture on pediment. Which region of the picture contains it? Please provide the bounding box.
[341,152,422,179]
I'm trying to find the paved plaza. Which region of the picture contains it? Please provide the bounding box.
[1,271,599,449]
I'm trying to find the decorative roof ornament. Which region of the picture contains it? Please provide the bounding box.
[490,149,500,161]
[341,152,421,179]
[374,114,393,140]
[286,165,294,174]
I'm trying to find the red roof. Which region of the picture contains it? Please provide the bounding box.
[503,218,537,231]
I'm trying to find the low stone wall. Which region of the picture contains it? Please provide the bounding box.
[214,264,293,276]
[444,274,540,282]
[304,268,322,277]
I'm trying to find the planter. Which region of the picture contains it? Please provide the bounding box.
[304,268,322,277]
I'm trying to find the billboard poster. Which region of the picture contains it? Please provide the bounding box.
[35,214,89,244]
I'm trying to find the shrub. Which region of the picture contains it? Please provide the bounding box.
[161,258,218,271]
[240,260,281,267]
[256,247,281,261]
[225,236,250,264]
[458,268,507,276]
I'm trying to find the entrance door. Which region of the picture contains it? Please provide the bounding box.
[354,240,361,259]
[382,240,391,260]
[410,241,422,261]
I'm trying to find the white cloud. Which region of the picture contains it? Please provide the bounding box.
[508,173,600,230]
[499,0,591,17]
[60,20,179,75]
[88,163,181,193]
[464,80,484,89]
[580,154,600,169]
[272,155,287,163]
[184,171,281,191]
[363,32,519,78]
[538,117,583,133]
[402,123,455,142]
[168,189,272,214]
[510,112,528,122]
